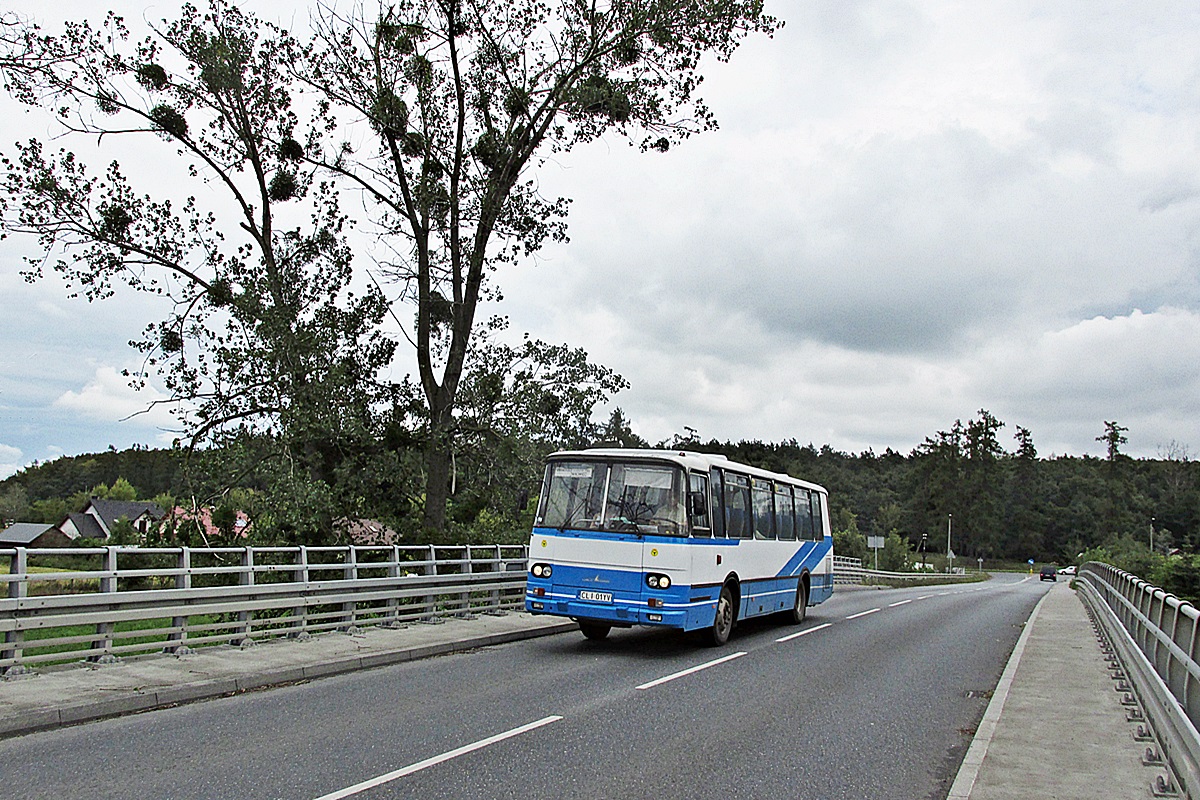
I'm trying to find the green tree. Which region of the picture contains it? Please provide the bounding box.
[961,409,1005,557]
[1,3,395,542]
[1006,425,1047,561]
[909,421,964,550]
[879,532,912,572]
[0,485,29,525]
[597,408,650,449]
[301,0,781,536]
[107,517,139,546]
[108,477,139,502]
[29,497,68,525]
[1098,421,1129,461]
[832,508,866,562]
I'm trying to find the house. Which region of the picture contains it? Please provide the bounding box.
[0,522,74,548]
[161,506,251,544]
[56,498,166,541]
[337,518,402,546]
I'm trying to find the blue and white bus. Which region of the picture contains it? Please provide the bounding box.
[525,448,834,645]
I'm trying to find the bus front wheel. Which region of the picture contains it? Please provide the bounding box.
[706,585,735,646]
[579,622,611,641]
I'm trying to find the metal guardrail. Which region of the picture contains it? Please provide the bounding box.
[0,544,528,675]
[0,546,960,677]
[832,555,964,584]
[1078,561,1200,798]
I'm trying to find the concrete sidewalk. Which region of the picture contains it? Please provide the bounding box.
[950,581,1176,799]
[0,613,576,738]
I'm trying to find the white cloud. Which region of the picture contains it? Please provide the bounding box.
[0,444,23,480]
[974,308,1200,455]
[5,0,1200,466]
[53,367,181,432]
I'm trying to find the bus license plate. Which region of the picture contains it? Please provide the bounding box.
[579,590,612,603]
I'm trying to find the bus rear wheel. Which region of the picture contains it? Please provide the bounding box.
[579,622,611,641]
[787,580,809,624]
[705,585,735,646]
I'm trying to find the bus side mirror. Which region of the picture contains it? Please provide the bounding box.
[689,491,707,518]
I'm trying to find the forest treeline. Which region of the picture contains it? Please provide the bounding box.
[1,410,1194,574]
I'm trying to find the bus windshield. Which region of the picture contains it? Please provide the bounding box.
[537,460,686,536]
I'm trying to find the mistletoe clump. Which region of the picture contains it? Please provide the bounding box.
[149,104,189,138]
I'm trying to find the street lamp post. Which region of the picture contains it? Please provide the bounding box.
[1150,517,1155,554]
[947,513,953,573]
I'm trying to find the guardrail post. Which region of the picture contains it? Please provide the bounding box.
[1186,613,1200,722]
[452,546,472,619]
[1,548,29,677]
[340,546,360,633]
[291,547,311,640]
[165,548,195,655]
[382,545,404,628]
[235,547,255,647]
[485,544,504,615]
[88,547,120,663]
[419,545,443,624]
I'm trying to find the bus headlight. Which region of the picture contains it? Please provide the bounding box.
[531,563,552,578]
[646,573,671,590]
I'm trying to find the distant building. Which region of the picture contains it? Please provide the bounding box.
[161,506,251,544]
[56,498,166,541]
[0,522,74,548]
[337,518,402,546]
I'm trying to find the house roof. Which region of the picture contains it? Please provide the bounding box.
[64,512,107,540]
[0,522,56,546]
[85,499,166,532]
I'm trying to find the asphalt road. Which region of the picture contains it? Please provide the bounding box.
[0,575,1049,800]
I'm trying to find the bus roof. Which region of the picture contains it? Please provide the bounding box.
[546,448,828,493]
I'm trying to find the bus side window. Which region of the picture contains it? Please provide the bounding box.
[776,485,796,541]
[711,468,726,539]
[813,491,826,539]
[798,490,815,540]
[689,472,711,536]
[725,474,751,540]
[752,478,775,540]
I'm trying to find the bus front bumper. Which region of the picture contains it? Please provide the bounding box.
[525,593,691,628]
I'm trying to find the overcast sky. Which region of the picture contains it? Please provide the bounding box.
[3,0,1200,479]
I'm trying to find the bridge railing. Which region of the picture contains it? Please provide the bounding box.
[832,555,956,584]
[2,546,964,676]
[0,544,528,675]
[1078,561,1200,797]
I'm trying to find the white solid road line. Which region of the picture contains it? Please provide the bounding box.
[636,651,747,690]
[776,622,833,643]
[312,715,564,800]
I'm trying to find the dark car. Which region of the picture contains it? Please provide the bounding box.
[1040,566,1057,582]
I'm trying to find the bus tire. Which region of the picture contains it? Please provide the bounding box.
[706,584,736,646]
[579,622,611,641]
[787,578,809,624]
